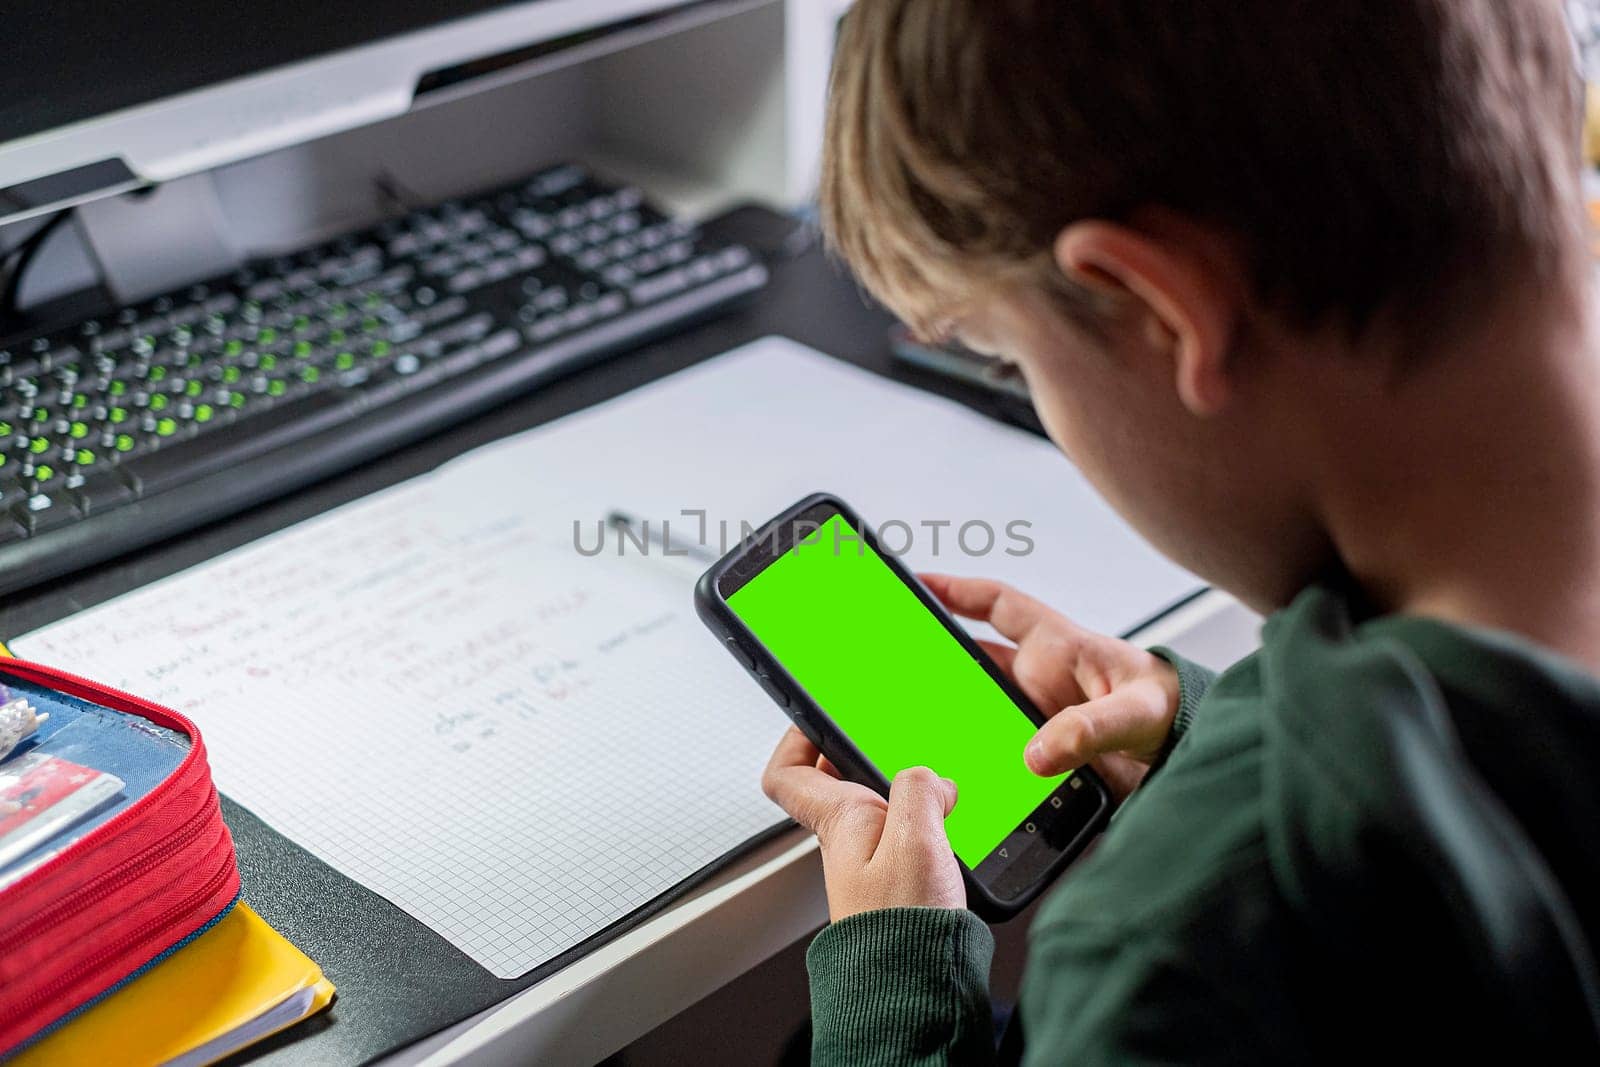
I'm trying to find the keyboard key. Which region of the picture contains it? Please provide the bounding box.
[14,492,82,535]
[70,469,136,515]
[527,317,565,343]
[122,392,354,496]
[630,268,693,306]
[448,268,486,294]
[414,297,470,327]
[718,246,755,272]
[688,256,721,284]
[533,288,568,312]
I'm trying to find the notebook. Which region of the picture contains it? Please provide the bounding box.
[10,337,1200,979]
[12,902,334,1067]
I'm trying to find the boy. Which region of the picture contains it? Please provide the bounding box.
[762,1,1600,1062]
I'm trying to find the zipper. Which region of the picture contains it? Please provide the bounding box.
[1,787,218,944]
[0,658,236,1034]
[0,660,207,892]
[8,848,236,1023]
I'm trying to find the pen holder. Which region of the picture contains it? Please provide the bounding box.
[0,659,239,1057]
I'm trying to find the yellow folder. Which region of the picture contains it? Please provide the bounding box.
[14,901,334,1067]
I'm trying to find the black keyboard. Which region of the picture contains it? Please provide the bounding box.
[0,164,768,595]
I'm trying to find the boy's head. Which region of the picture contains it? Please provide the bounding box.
[823,0,1588,609]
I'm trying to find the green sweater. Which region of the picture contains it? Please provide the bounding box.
[806,584,1600,1064]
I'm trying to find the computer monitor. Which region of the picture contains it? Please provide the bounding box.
[0,0,695,226]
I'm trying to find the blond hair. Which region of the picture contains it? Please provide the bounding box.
[821,0,1586,341]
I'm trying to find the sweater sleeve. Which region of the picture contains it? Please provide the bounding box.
[1147,647,1217,749]
[806,907,997,1067]
[1132,648,1216,785]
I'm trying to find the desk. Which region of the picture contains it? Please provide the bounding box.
[394,589,1261,1066]
[0,237,1262,1064]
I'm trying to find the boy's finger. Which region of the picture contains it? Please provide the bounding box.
[764,758,860,830]
[976,639,1018,674]
[765,724,821,773]
[764,729,885,859]
[763,727,834,823]
[1024,687,1166,776]
[919,574,1055,642]
[882,766,958,854]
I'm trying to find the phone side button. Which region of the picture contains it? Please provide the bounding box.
[726,637,756,670]
[755,671,791,708]
[793,716,827,751]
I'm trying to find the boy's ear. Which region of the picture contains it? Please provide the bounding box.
[1054,220,1240,416]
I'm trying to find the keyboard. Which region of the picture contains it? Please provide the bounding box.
[0,164,768,596]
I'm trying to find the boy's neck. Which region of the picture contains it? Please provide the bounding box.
[1313,281,1600,670]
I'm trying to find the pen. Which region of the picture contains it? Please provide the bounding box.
[606,510,719,565]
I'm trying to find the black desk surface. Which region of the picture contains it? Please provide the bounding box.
[0,227,1040,1065]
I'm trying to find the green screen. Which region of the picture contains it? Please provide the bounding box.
[727,513,1067,866]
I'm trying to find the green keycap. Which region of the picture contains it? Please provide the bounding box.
[335,352,355,371]
[149,365,167,382]
[328,329,347,345]
[294,315,311,333]
[225,339,245,357]
[331,303,349,319]
[372,341,391,358]
[258,328,278,345]
[230,391,246,409]
[294,341,313,359]
[73,393,88,409]
[260,355,278,371]
[156,417,177,436]
[0,454,7,468]
[301,367,320,384]
[34,464,53,482]
[195,404,214,423]
[115,434,135,453]
[362,317,380,334]
[76,448,95,466]
[69,421,88,440]
[365,293,382,309]
[223,366,242,384]
[109,406,127,424]
[0,420,11,437]
[109,380,127,397]
[29,436,48,455]
[185,379,204,397]
[268,379,287,397]
[150,394,168,411]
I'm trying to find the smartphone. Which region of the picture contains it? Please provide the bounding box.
[696,493,1111,919]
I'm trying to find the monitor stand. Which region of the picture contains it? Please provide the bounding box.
[76,172,244,306]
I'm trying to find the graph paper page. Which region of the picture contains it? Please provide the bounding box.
[11,337,1199,977]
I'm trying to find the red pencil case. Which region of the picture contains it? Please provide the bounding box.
[0,658,240,1054]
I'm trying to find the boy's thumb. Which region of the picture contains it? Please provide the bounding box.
[1025,688,1158,776]
[886,766,958,840]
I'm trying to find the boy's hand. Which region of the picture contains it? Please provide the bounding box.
[921,573,1181,799]
[763,728,966,921]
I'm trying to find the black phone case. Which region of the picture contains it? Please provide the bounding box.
[694,492,1110,920]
